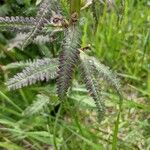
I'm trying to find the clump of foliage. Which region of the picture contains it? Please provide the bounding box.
[1,0,150,149]
[0,0,122,123]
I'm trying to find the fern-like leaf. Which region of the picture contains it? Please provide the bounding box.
[7,25,63,50]
[79,51,105,122]
[87,56,121,95]
[23,94,50,116]
[22,0,50,49]
[0,16,36,32]
[21,0,52,49]
[37,0,52,18]
[2,59,33,70]
[7,33,28,50]
[6,58,59,90]
[57,26,81,100]
[7,33,51,50]
[0,0,63,49]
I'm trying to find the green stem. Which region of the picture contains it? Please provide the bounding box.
[112,97,123,150]
[70,0,81,15]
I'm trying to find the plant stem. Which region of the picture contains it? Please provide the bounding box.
[70,0,81,16]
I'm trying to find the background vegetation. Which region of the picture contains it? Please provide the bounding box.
[0,0,150,149]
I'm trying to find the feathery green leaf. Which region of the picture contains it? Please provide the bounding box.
[6,58,59,90]
[23,94,50,116]
[21,0,52,49]
[79,51,105,122]
[0,16,36,32]
[57,25,81,100]
[88,56,121,95]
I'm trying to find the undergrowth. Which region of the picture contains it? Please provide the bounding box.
[0,0,149,149]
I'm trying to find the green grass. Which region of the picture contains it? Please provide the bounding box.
[0,0,150,149]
